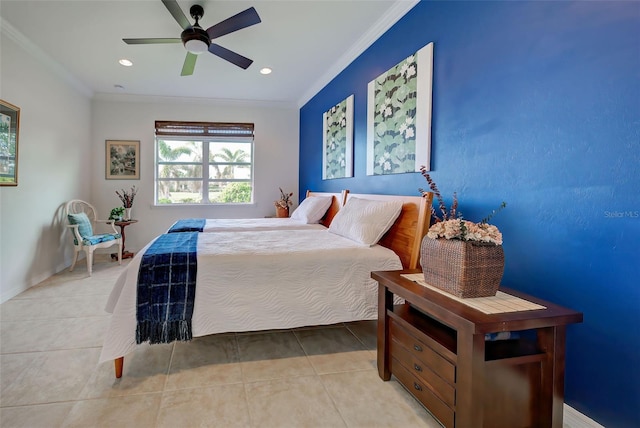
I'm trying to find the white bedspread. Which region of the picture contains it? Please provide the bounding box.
[202,218,326,232]
[99,229,401,363]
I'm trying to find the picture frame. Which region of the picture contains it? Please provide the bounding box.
[106,140,140,180]
[366,42,433,175]
[322,95,354,180]
[0,99,20,186]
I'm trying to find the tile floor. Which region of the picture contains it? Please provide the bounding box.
[0,257,442,428]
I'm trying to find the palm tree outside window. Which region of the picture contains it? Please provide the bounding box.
[155,121,254,205]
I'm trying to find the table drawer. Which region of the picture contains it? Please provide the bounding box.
[392,357,454,428]
[391,339,455,407]
[390,318,456,385]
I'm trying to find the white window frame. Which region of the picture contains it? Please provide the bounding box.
[154,121,254,205]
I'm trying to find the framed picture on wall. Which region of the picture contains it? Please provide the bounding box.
[322,95,354,180]
[366,42,433,175]
[0,99,20,186]
[106,140,140,180]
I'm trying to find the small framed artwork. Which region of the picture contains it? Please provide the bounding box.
[106,140,140,180]
[366,42,433,175]
[0,99,20,186]
[322,94,354,180]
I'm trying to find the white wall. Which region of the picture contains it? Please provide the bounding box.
[0,35,92,302]
[91,95,299,253]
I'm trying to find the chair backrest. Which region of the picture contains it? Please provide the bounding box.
[65,200,98,240]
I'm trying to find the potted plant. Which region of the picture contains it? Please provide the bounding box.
[419,166,506,298]
[109,206,125,221]
[274,187,293,218]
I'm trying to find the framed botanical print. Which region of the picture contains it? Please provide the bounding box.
[0,99,20,186]
[322,95,354,180]
[367,42,433,175]
[106,140,140,180]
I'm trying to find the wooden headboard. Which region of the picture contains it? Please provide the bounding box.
[306,190,349,228]
[345,192,433,269]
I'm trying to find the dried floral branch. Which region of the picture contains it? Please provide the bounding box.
[275,187,294,209]
[116,185,137,208]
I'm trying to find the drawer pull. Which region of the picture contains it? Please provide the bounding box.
[413,344,423,352]
[413,382,423,391]
[413,363,422,372]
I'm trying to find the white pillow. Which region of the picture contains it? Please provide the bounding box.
[328,197,403,246]
[290,196,333,224]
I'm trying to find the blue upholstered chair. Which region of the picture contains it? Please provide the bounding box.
[65,200,122,275]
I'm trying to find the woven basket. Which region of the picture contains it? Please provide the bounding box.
[420,237,504,298]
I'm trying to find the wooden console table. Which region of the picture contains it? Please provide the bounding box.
[373,269,583,428]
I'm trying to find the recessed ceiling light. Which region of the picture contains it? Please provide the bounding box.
[119,59,133,67]
[260,67,272,75]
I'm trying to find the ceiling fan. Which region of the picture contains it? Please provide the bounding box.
[123,0,261,76]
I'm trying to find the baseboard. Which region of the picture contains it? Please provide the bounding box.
[564,404,604,428]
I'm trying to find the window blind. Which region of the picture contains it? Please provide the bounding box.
[155,121,254,138]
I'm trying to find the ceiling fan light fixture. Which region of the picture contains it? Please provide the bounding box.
[185,38,209,54]
[181,27,210,55]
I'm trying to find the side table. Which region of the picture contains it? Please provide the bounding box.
[373,269,583,428]
[110,219,138,260]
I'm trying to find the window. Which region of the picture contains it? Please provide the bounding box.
[155,121,254,205]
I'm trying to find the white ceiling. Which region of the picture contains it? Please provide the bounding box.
[1,0,417,107]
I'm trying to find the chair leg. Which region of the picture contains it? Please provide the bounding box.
[86,249,94,276]
[69,249,79,272]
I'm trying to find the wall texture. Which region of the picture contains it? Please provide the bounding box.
[0,35,92,302]
[299,1,640,426]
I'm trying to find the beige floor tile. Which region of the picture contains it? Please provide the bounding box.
[345,320,378,350]
[165,334,242,391]
[320,370,442,428]
[157,384,250,428]
[0,352,42,396]
[295,327,376,374]
[80,343,172,399]
[0,296,108,321]
[1,348,100,406]
[52,317,111,349]
[245,376,346,428]
[0,319,69,354]
[237,331,315,382]
[0,402,75,428]
[62,393,162,428]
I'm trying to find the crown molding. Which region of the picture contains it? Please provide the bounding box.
[1,17,93,98]
[296,0,419,108]
[92,92,297,110]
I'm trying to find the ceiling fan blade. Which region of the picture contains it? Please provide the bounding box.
[162,0,191,30]
[123,38,181,45]
[206,7,261,39]
[181,52,198,76]
[208,43,253,69]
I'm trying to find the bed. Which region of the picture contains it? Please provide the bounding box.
[167,190,347,232]
[100,192,434,377]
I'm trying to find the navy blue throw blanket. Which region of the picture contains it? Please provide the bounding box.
[167,218,206,233]
[136,232,198,345]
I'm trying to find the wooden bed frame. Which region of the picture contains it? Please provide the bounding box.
[306,189,348,227]
[345,192,433,270]
[112,191,433,378]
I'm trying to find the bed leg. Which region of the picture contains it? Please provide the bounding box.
[115,357,124,378]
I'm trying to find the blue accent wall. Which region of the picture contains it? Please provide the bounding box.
[299,1,639,426]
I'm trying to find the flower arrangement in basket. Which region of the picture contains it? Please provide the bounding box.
[418,166,507,298]
[274,187,293,217]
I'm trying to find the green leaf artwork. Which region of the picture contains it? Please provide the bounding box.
[372,55,418,175]
[322,95,353,180]
[366,42,433,176]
